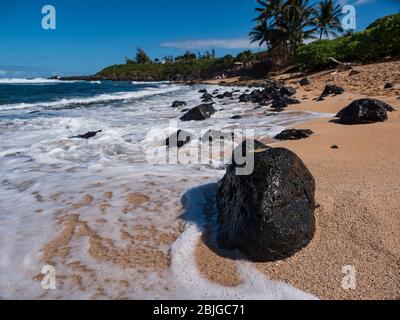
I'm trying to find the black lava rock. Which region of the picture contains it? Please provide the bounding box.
[201,92,213,102]
[274,129,314,141]
[216,94,225,99]
[279,86,296,97]
[283,96,301,105]
[231,115,243,120]
[165,130,193,148]
[223,91,233,98]
[331,145,339,149]
[321,85,345,97]
[335,98,395,124]
[198,89,208,94]
[299,77,311,86]
[180,103,216,121]
[217,147,316,262]
[384,83,395,89]
[271,97,288,111]
[171,101,187,108]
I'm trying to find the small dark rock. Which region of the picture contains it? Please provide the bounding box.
[231,115,243,120]
[223,91,233,98]
[279,86,296,97]
[384,83,395,89]
[202,92,213,102]
[217,147,316,262]
[321,85,345,97]
[283,96,301,105]
[271,97,288,111]
[299,77,311,86]
[331,145,339,149]
[216,94,225,99]
[198,89,207,94]
[70,130,102,140]
[165,130,193,148]
[180,103,216,121]
[274,129,314,141]
[181,108,189,113]
[171,101,187,108]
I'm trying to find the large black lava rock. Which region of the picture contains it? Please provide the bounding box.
[165,130,193,148]
[335,98,395,124]
[180,103,216,121]
[274,129,314,141]
[321,85,344,97]
[217,147,316,262]
[271,97,288,111]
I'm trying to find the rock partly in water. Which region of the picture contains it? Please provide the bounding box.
[201,93,213,102]
[165,130,193,148]
[279,86,296,97]
[217,147,316,262]
[283,96,301,105]
[70,130,102,140]
[271,97,288,111]
[171,101,187,108]
[180,103,216,121]
[321,85,345,97]
[274,129,314,141]
[223,91,233,98]
[198,89,208,94]
[231,115,243,120]
[335,98,395,124]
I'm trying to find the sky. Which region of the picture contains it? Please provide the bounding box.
[0,0,399,78]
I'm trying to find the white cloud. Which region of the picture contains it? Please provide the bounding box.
[160,38,260,50]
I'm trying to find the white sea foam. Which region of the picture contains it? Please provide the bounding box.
[0,78,78,84]
[0,83,328,299]
[0,86,183,111]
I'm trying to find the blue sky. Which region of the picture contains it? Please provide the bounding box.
[0,0,399,78]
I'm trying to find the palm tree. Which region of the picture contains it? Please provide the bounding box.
[281,0,317,54]
[250,0,317,58]
[313,0,343,40]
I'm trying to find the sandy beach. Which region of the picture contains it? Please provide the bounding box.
[195,60,400,300]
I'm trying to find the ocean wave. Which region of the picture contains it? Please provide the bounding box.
[131,80,171,85]
[0,78,78,84]
[0,86,182,112]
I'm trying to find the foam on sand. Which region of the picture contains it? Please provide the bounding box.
[169,184,318,300]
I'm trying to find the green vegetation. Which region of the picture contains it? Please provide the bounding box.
[250,0,343,58]
[295,13,400,70]
[97,49,246,81]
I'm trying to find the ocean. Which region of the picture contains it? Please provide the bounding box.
[0,79,323,299]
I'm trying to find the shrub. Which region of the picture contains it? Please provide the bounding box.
[295,13,400,70]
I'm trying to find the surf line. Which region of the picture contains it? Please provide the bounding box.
[153,304,187,318]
